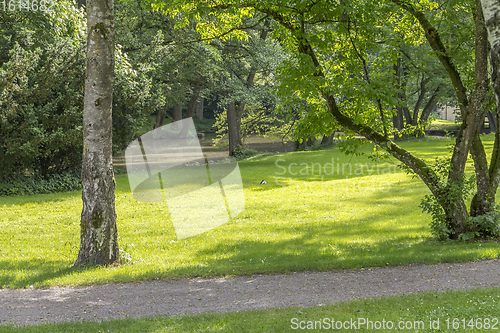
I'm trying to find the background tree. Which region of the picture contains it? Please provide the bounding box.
[159,0,500,240]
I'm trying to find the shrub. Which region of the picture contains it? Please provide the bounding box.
[0,170,82,196]
[0,8,151,182]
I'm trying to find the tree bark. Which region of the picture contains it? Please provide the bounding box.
[412,77,430,126]
[75,0,118,266]
[227,101,239,156]
[196,97,204,120]
[467,0,492,218]
[321,133,334,145]
[173,103,183,122]
[154,108,166,129]
[480,0,500,214]
[186,86,202,119]
[235,102,244,148]
[419,85,443,125]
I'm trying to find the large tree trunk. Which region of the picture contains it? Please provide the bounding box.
[172,103,183,131]
[440,0,489,237]
[479,0,500,216]
[75,0,118,266]
[467,0,493,219]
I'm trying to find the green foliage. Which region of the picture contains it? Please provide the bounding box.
[192,118,215,132]
[213,104,292,147]
[462,209,500,241]
[0,169,81,196]
[231,146,259,160]
[0,30,85,180]
[0,4,151,180]
[419,157,476,240]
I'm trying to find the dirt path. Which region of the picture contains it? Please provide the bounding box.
[1,259,499,326]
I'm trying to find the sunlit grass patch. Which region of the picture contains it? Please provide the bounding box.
[0,136,499,288]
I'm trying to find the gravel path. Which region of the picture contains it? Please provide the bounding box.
[1,259,499,326]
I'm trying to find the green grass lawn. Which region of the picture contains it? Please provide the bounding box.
[0,135,499,289]
[427,118,461,130]
[2,287,499,332]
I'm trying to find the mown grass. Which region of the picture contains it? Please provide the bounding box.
[428,119,459,127]
[0,135,498,289]
[2,287,499,332]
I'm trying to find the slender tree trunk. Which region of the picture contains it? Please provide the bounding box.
[186,86,202,119]
[227,101,238,156]
[412,77,430,126]
[75,0,118,266]
[196,97,204,120]
[154,108,166,129]
[173,103,183,122]
[419,85,443,125]
[392,61,404,132]
[235,102,244,147]
[321,133,334,145]
[488,110,497,132]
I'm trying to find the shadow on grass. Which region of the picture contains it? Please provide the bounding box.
[1,153,499,289]
[0,258,88,289]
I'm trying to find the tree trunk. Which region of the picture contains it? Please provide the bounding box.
[419,85,443,125]
[290,10,470,238]
[186,86,202,119]
[412,76,430,126]
[75,0,118,266]
[154,108,166,129]
[321,133,334,145]
[235,102,244,148]
[196,97,204,120]
[173,103,183,122]
[467,0,493,219]
[480,0,500,215]
[172,103,183,131]
[488,110,497,132]
[227,101,239,156]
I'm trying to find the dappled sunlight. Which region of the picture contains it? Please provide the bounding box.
[1,138,500,287]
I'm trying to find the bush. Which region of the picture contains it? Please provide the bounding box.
[0,170,82,196]
[193,118,215,132]
[0,7,151,182]
[232,146,260,160]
